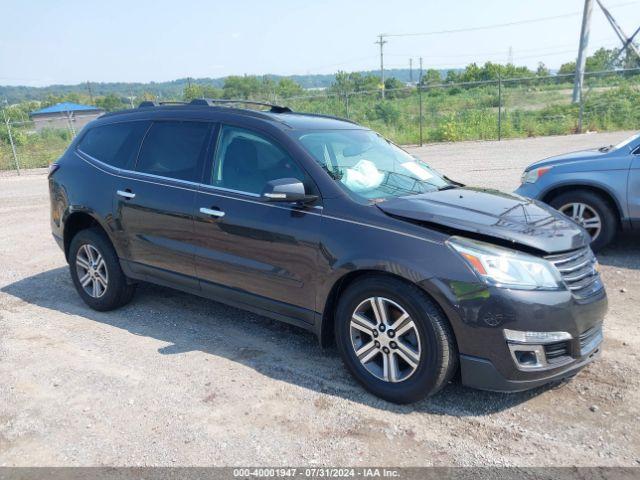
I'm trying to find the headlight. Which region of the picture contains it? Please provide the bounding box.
[521,166,552,184]
[447,236,564,290]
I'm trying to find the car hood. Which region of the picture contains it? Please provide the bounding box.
[526,149,606,170]
[377,187,589,254]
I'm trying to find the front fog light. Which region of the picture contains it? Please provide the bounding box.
[509,344,546,370]
[505,329,574,371]
[514,350,539,366]
[504,329,572,344]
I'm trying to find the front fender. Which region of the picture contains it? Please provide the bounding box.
[313,225,477,347]
[537,175,627,220]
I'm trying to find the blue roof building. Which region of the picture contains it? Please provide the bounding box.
[29,102,104,132]
[30,102,103,117]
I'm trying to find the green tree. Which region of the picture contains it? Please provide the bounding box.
[559,48,622,77]
[330,71,381,94]
[183,84,223,101]
[536,62,550,77]
[558,61,576,76]
[95,94,125,111]
[585,47,619,71]
[330,71,356,95]
[420,69,442,85]
[384,77,406,98]
[445,69,460,83]
[372,101,401,125]
[222,75,263,99]
[276,78,304,98]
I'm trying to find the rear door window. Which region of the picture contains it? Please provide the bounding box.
[77,121,149,169]
[136,121,212,182]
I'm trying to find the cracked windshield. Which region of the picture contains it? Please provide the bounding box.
[298,130,452,200]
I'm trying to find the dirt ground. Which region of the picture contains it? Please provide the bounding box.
[0,131,638,466]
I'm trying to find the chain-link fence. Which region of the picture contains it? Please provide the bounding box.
[2,68,639,173]
[0,113,77,173]
[285,67,640,145]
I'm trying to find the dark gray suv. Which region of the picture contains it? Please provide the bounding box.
[48,100,607,403]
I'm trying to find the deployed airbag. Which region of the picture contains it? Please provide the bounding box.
[340,160,384,192]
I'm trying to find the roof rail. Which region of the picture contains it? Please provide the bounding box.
[188,98,292,113]
[138,101,188,108]
[134,99,355,126]
[286,111,359,125]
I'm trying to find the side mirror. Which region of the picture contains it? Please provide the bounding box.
[261,178,317,204]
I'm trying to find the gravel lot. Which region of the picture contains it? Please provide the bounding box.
[0,131,639,467]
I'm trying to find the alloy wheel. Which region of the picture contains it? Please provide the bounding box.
[559,202,602,241]
[75,244,109,298]
[349,297,422,383]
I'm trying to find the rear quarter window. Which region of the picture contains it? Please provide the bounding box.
[77,121,150,169]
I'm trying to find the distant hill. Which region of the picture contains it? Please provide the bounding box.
[0,68,453,104]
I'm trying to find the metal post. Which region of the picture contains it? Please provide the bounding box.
[3,110,20,174]
[573,0,594,103]
[498,73,502,141]
[578,93,585,134]
[418,57,423,147]
[344,93,350,119]
[597,0,640,60]
[375,34,387,99]
[65,111,76,138]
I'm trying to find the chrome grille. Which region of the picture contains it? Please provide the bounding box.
[543,341,571,364]
[545,247,602,299]
[579,325,603,355]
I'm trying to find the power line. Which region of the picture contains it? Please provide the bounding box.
[383,13,580,38]
[381,1,640,38]
[384,37,619,59]
[384,46,618,70]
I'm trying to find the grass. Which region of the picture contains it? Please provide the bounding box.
[2,76,639,171]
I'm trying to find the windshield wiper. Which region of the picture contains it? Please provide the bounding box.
[320,164,343,180]
[598,145,613,152]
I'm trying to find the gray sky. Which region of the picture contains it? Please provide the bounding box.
[1,0,639,86]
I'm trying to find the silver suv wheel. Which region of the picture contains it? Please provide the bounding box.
[559,202,602,241]
[75,244,108,298]
[349,297,422,383]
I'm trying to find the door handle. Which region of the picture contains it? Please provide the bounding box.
[200,207,225,218]
[117,190,136,199]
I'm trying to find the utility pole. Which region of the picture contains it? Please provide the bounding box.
[610,24,640,65]
[596,0,640,60]
[498,73,502,141]
[418,57,423,147]
[86,81,94,104]
[573,0,594,103]
[409,58,413,83]
[375,34,387,98]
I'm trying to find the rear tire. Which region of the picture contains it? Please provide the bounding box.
[335,275,457,404]
[549,190,617,252]
[68,227,136,311]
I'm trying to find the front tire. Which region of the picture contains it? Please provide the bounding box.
[549,190,617,252]
[335,276,457,404]
[68,227,136,311]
